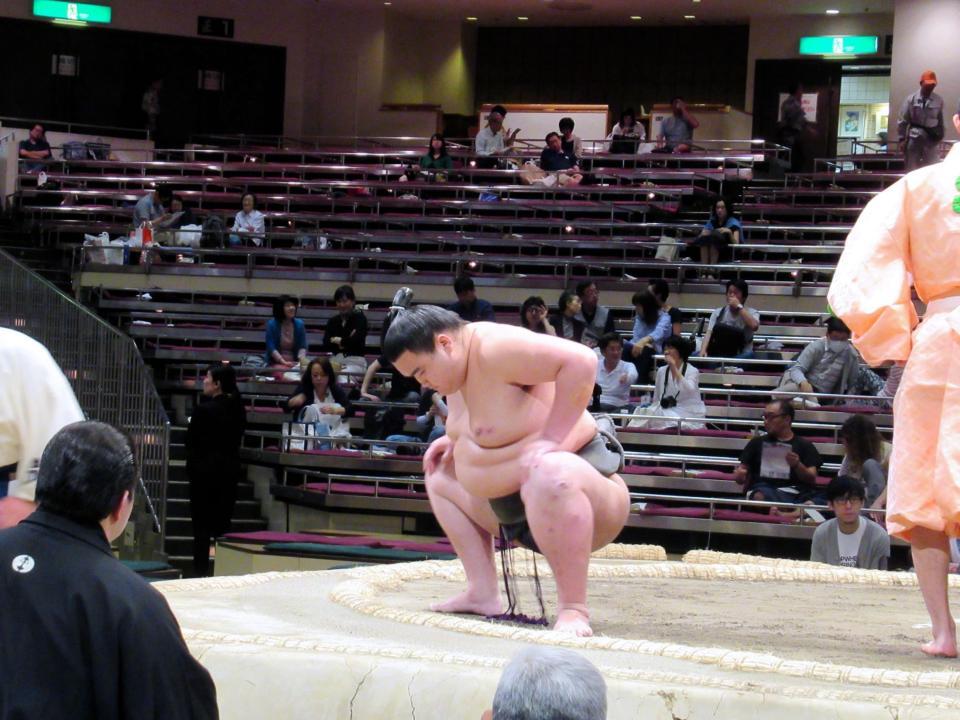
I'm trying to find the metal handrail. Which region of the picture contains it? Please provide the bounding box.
[0,249,169,555]
[0,115,150,140]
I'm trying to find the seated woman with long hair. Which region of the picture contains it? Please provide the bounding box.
[838,414,891,511]
[285,357,353,447]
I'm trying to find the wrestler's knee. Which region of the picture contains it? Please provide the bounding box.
[523,453,580,498]
[424,466,452,497]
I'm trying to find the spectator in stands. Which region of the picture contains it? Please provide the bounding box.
[626,290,671,381]
[595,333,638,413]
[450,275,496,322]
[700,280,760,359]
[383,388,448,450]
[575,280,615,347]
[153,195,198,246]
[418,133,454,172]
[18,123,51,173]
[648,278,683,336]
[811,476,891,570]
[691,198,741,269]
[898,70,944,172]
[629,335,705,430]
[132,184,173,227]
[229,192,266,247]
[0,421,219,718]
[265,295,308,367]
[606,107,646,154]
[775,317,860,407]
[549,290,586,342]
[322,284,368,357]
[839,414,891,512]
[735,398,823,508]
[779,82,809,172]
[481,646,607,720]
[540,132,582,186]
[0,328,84,528]
[359,352,421,441]
[657,97,699,153]
[475,105,520,168]
[286,357,352,418]
[186,364,246,577]
[163,195,197,229]
[285,358,352,448]
[520,295,556,335]
[559,117,583,158]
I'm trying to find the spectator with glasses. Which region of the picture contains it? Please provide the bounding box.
[734,398,822,508]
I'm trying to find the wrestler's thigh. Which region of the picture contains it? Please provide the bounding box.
[426,457,501,536]
[523,452,630,548]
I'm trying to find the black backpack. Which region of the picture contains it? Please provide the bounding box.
[200,215,225,248]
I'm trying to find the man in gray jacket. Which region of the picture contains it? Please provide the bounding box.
[897,69,944,172]
[811,475,890,570]
[776,317,860,407]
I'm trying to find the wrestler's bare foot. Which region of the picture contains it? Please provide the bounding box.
[921,637,958,658]
[554,606,593,637]
[430,588,503,616]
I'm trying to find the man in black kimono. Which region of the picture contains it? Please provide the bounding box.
[0,421,219,719]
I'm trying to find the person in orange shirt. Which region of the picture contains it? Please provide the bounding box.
[828,102,960,658]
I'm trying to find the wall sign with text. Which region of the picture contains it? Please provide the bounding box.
[198,16,234,39]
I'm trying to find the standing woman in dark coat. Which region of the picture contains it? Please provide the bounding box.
[186,363,246,577]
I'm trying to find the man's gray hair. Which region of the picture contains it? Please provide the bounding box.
[492,646,607,720]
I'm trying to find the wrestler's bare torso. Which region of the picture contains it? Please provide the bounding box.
[444,323,597,499]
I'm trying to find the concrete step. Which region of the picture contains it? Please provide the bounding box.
[165,479,257,502]
[165,496,262,521]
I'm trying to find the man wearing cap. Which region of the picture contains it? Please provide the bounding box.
[474,105,521,169]
[897,70,945,171]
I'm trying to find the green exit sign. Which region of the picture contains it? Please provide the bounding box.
[799,35,878,56]
[33,1,112,23]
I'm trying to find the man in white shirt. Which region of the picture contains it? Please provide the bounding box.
[474,105,520,168]
[0,329,84,527]
[595,333,638,413]
[810,475,890,570]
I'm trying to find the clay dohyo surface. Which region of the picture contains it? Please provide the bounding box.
[378,572,940,671]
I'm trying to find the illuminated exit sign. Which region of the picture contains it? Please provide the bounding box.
[799,35,878,56]
[33,1,112,23]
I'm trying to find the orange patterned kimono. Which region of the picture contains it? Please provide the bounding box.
[829,143,960,542]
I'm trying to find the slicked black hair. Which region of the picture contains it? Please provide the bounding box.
[598,332,623,351]
[826,316,851,335]
[648,278,669,303]
[663,334,693,362]
[383,305,465,362]
[36,421,138,524]
[333,284,356,303]
[826,475,866,503]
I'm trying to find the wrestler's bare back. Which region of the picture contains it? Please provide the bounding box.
[444,323,597,499]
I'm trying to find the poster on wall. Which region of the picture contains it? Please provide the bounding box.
[778,93,818,123]
[840,107,866,137]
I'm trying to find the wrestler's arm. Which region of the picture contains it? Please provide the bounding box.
[479,326,596,445]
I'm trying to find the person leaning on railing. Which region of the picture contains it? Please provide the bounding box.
[18,123,51,173]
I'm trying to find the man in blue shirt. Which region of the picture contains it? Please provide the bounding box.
[540,132,583,186]
[18,124,52,173]
[449,275,496,322]
[657,97,699,153]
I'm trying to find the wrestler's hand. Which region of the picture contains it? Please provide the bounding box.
[521,439,561,472]
[423,434,454,475]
